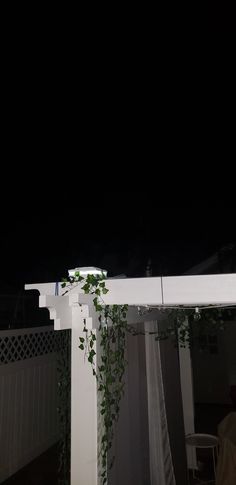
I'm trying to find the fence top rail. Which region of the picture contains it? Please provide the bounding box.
[0,324,54,338]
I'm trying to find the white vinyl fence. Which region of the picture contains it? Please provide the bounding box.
[26,273,236,485]
[0,325,60,483]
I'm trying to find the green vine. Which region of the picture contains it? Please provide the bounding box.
[57,330,71,485]
[161,307,234,349]
[61,273,236,484]
[62,272,128,484]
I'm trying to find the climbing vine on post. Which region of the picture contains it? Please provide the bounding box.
[57,330,71,485]
[61,271,235,484]
[62,272,128,484]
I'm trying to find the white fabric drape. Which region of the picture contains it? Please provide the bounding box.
[145,321,176,485]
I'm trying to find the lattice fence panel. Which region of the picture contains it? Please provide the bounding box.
[0,330,62,365]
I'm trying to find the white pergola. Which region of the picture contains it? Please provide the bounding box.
[25,273,236,485]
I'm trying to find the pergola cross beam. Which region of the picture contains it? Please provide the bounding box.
[25,273,236,485]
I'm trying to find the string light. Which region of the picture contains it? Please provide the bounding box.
[137,304,236,311]
[194,306,201,320]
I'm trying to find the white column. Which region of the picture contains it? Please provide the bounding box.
[178,318,197,470]
[70,302,98,485]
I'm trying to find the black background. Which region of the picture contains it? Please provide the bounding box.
[1,188,235,292]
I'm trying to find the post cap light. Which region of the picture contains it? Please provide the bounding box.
[68,266,107,278]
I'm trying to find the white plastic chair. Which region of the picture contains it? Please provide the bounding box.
[185,433,219,484]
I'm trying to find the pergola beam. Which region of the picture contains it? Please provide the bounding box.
[26,273,236,310]
[25,273,236,485]
[162,273,236,305]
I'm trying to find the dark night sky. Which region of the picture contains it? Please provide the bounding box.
[0,188,235,294]
[0,1,234,330]
[208,0,235,30]
[0,1,235,293]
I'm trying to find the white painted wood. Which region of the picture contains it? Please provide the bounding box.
[109,329,150,485]
[178,319,197,470]
[162,274,236,305]
[70,303,98,485]
[27,273,236,307]
[99,278,163,305]
[26,277,163,305]
[25,282,66,295]
[39,295,73,330]
[25,273,236,485]
[0,328,59,483]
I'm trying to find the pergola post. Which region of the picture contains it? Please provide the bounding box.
[70,297,99,485]
[25,273,236,484]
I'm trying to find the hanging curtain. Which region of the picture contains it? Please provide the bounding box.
[145,321,176,485]
[109,320,177,485]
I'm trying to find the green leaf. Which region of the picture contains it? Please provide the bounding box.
[79,344,84,350]
[81,283,90,294]
[79,337,85,343]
